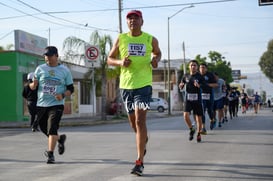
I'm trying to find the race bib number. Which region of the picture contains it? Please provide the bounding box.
[128,43,146,56]
[42,85,57,95]
[202,93,210,100]
[187,93,198,101]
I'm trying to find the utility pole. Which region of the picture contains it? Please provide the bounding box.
[48,28,50,46]
[115,0,123,117]
[182,41,186,109]
[118,0,123,33]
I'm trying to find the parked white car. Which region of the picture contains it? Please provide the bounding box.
[149,97,168,112]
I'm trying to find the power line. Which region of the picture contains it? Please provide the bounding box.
[3,0,265,34]
[188,40,268,49]
[0,1,117,33]
[0,30,13,41]
[128,0,239,10]
[15,0,117,32]
[43,0,240,14]
[186,12,273,20]
[1,0,242,19]
[0,2,69,27]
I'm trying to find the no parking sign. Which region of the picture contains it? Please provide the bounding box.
[85,45,100,67]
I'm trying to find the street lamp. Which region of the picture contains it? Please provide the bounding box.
[167,4,194,115]
[182,41,186,75]
[163,59,168,100]
[162,59,168,96]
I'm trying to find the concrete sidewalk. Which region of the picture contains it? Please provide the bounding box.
[0,111,182,128]
[0,114,127,129]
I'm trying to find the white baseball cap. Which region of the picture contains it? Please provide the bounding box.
[27,72,35,80]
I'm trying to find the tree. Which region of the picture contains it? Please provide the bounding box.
[63,31,113,120]
[195,54,207,64]
[0,44,14,51]
[179,54,207,75]
[178,51,233,85]
[207,51,232,84]
[194,51,233,84]
[259,39,273,83]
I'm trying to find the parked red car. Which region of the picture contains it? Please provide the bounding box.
[108,98,122,115]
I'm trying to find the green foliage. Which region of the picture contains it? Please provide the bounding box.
[0,44,14,51]
[195,54,207,64]
[259,39,273,83]
[62,30,114,119]
[195,51,233,84]
[107,67,120,78]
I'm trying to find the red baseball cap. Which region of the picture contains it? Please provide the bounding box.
[126,10,142,18]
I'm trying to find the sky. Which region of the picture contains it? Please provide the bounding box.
[1,0,273,94]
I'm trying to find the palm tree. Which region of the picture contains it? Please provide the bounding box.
[63,30,113,120]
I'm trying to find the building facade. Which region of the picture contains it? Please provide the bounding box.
[0,49,186,122]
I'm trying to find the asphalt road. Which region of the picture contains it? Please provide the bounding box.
[0,109,273,181]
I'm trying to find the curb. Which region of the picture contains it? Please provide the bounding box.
[0,112,182,129]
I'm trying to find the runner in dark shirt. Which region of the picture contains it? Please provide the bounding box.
[240,89,248,114]
[199,63,217,132]
[228,87,238,119]
[179,60,205,142]
[22,72,39,132]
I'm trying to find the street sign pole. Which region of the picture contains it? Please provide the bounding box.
[91,63,95,116]
[85,45,100,68]
[85,45,100,115]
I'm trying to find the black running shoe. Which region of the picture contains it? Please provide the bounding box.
[144,136,148,156]
[218,122,222,128]
[189,128,195,141]
[210,121,214,130]
[213,121,217,129]
[131,160,144,176]
[44,151,55,164]
[197,134,201,143]
[58,134,66,155]
[31,127,40,132]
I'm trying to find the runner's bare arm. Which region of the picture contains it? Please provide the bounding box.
[107,38,131,67]
[151,37,161,68]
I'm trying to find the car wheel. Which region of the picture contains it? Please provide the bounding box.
[157,106,164,112]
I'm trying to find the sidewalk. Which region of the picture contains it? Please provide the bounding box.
[0,110,182,128]
[0,114,127,129]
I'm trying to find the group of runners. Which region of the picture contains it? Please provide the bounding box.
[20,9,262,177]
[179,60,262,143]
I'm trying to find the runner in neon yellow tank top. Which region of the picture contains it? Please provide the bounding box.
[119,32,153,89]
[108,10,161,176]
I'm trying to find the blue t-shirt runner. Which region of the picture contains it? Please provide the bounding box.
[34,63,73,107]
